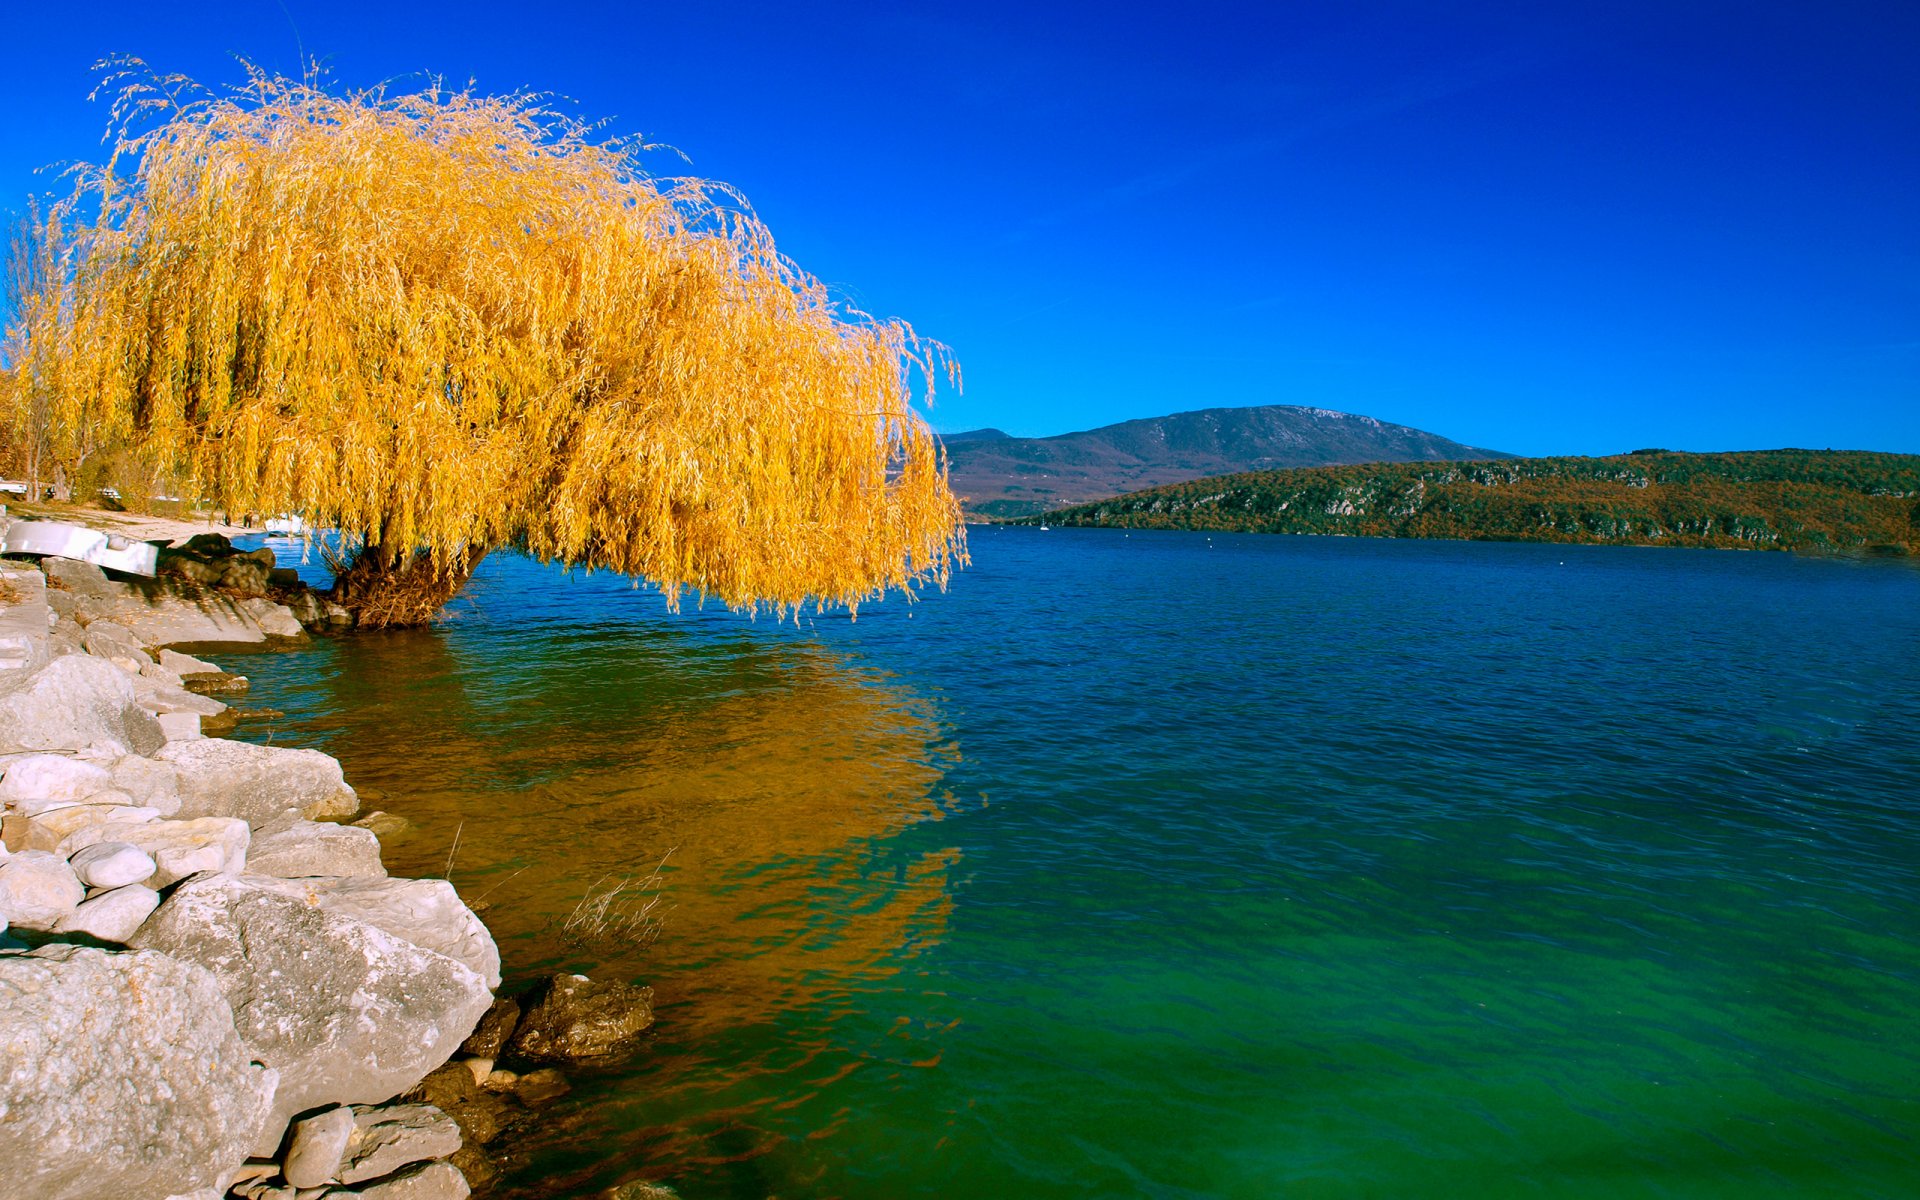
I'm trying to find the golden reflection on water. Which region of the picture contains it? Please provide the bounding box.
[284,623,960,1039]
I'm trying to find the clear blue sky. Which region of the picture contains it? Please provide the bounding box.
[2,1,1914,457]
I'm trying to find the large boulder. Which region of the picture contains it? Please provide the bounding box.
[505,973,655,1064]
[0,944,277,1200]
[243,876,498,989]
[157,739,359,825]
[0,655,167,755]
[128,874,494,1149]
[247,820,387,879]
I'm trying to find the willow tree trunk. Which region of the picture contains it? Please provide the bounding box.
[327,544,486,629]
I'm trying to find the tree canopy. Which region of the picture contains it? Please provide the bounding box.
[0,61,964,619]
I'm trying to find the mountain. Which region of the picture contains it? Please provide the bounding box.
[942,405,1512,517]
[1026,449,1920,555]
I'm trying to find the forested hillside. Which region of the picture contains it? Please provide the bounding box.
[1027,450,1920,553]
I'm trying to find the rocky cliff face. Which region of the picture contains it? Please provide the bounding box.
[944,405,1511,517]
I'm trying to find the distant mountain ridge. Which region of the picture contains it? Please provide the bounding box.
[943,404,1512,517]
[1025,449,1920,555]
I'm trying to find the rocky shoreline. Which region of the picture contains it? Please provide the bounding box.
[0,531,660,1199]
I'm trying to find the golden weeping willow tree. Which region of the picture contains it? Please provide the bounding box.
[0,60,964,624]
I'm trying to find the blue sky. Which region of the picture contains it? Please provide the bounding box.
[2,1,1914,457]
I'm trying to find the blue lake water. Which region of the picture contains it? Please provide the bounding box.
[233,528,1920,1198]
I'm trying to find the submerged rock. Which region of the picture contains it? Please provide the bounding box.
[0,944,276,1200]
[506,972,655,1064]
[459,996,523,1058]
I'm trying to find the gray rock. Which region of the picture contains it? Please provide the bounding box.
[52,881,160,941]
[0,567,51,672]
[0,752,115,808]
[82,618,149,669]
[0,849,85,930]
[338,1104,463,1184]
[107,753,184,814]
[284,1106,357,1189]
[242,596,308,639]
[245,876,499,989]
[0,944,277,1200]
[505,973,655,1064]
[348,1161,471,1200]
[138,682,230,717]
[158,711,204,742]
[139,657,186,689]
[159,739,359,826]
[159,648,220,674]
[41,555,113,597]
[248,820,387,879]
[61,816,249,886]
[0,654,167,755]
[128,874,494,1149]
[109,584,269,647]
[68,839,158,887]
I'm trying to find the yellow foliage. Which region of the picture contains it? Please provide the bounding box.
[0,60,964,617]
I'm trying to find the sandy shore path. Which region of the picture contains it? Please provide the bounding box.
[3,501,258,545]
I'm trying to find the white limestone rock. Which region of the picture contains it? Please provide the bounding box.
[11,801,159,853]
[0,944,277,1200]
[0,654,167,756]
[245,875,500,989]
[68,839,158,888]
[0,848,84,930]
[106,753,184,815]
[158,647,221,673]
[127,874,494,1152]
[52,881,160,942]
[158,738,359,826]
[344,1161,471,1200]
[337,1104,464,1185]
[247,820,388,879]
[283,1106,357,1188]
[61,816,250,887]
[0,752,114,809]
[159,711,204,742]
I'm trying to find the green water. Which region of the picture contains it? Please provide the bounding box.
[236,530,1920,1198]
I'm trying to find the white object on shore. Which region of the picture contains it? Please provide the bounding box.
[1,520,160,576]
[68,841,158,889]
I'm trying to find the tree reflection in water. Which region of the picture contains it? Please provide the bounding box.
[248,612,964,1194]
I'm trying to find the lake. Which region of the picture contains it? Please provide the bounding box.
[233,528,1920,1199]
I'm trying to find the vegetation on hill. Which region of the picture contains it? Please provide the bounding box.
[1024,450,1920,554]
[0,61,962,624]
[947,404,1511,517]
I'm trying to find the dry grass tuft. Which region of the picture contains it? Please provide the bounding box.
[563,849,676,949]
[2,59,964,619]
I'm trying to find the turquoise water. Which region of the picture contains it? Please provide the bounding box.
[234,529,1920,1198]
